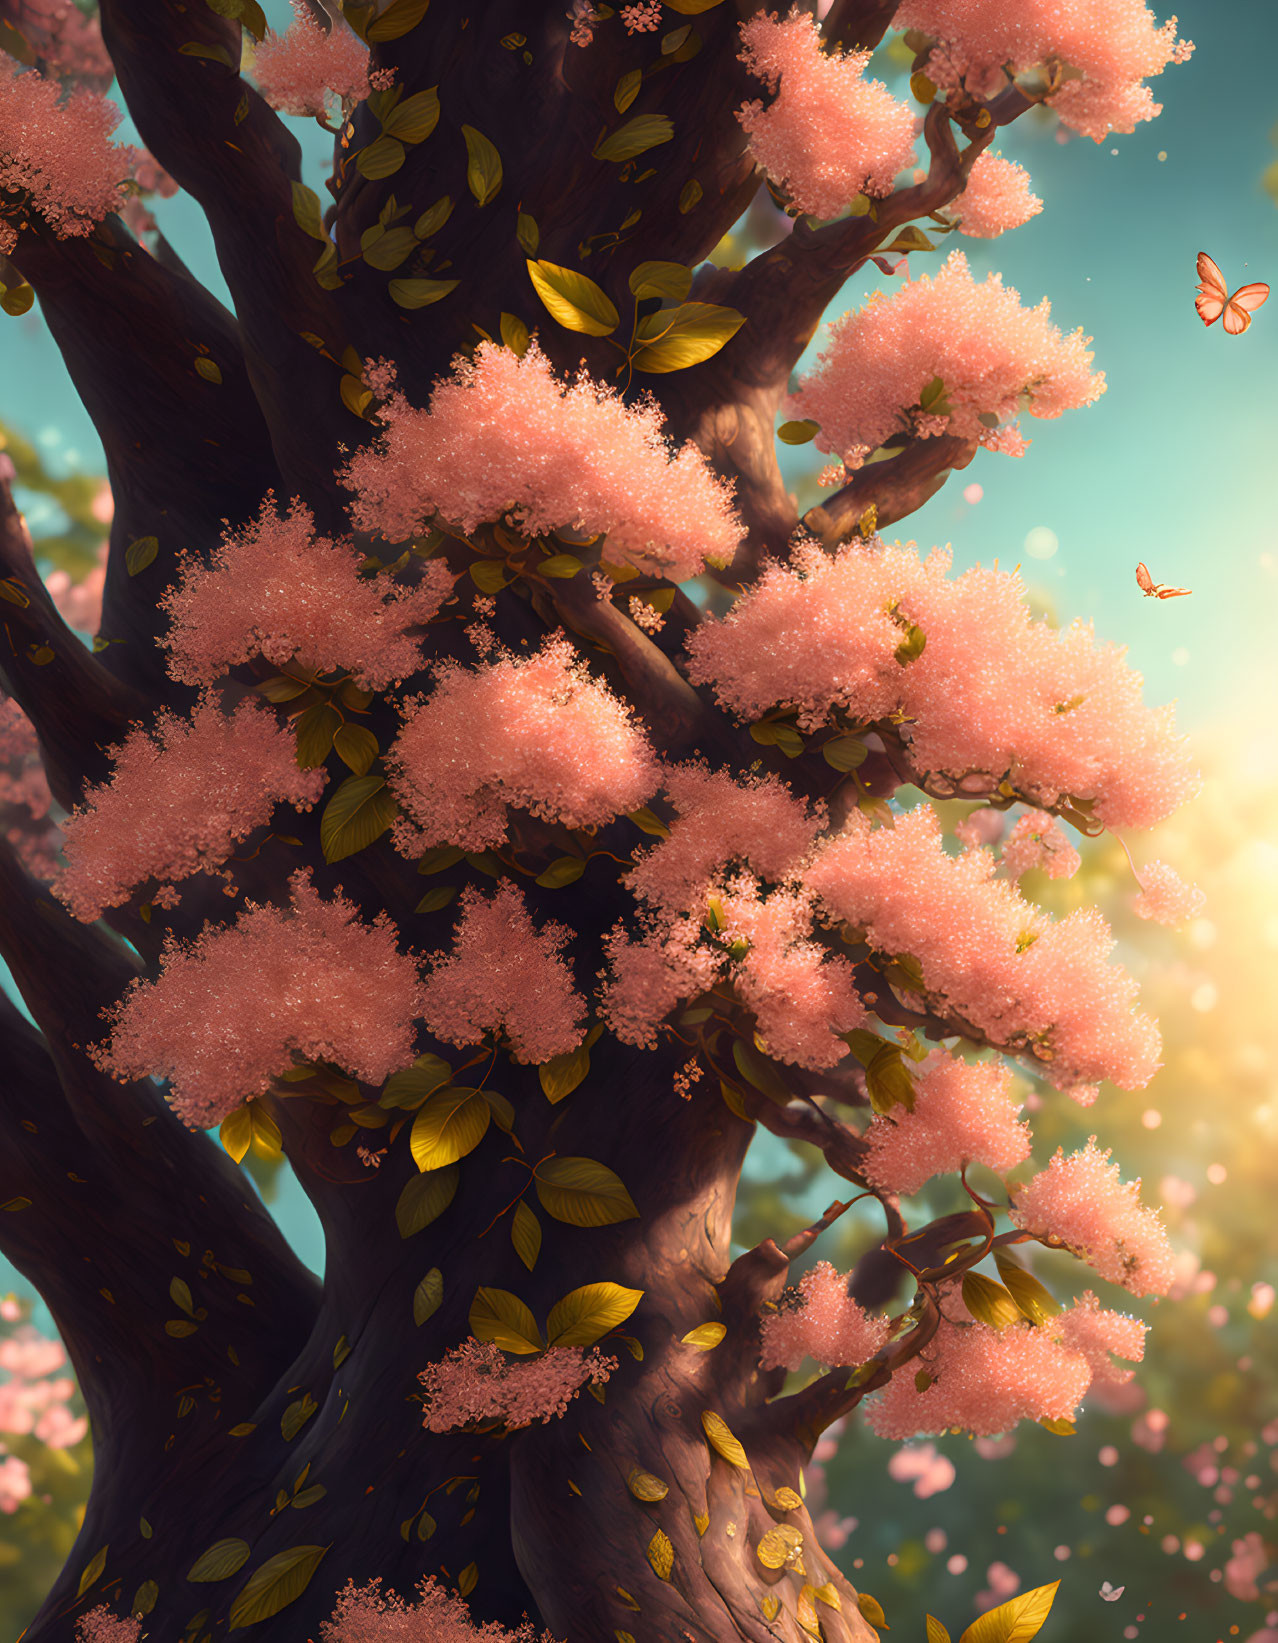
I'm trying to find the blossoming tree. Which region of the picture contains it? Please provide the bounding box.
[0,0,1197,1639]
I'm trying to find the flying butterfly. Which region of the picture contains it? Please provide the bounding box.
[1136,562,1191,600]
[1195,252,1270,334]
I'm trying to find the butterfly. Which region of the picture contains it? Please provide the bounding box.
[1136,562,1191,599]
[1099,1583,1125,1603]
[1195,252,1270,334]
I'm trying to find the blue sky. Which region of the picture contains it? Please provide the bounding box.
[2,0,1275,1326]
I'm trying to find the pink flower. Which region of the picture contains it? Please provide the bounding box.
[896,0,1192,142]
[86,869,427,1129]
[0,60,135,254]
[758,1260,892,1371]
[600,908,720,1049]
[735,6,916,218]
[419,883,586,1064]
[860,1053,1032,1197]
[620,0,661,30]
[1052,1290,1147,1385]
[316,1572,564,1643]
[1001,810,1081,881]
[385,637,658,854]
[955,807,1004,849]
[159,493,455,692]
[250,2,371,119]
[75,1611,143,1643]
[43,538,107,635]
[53,692,328,922]
[339,341,744,579]
[948,154,1043,239]
[975,1562,1022,1614]
[1,0,113,84]
[0,1333,64,1377]
[887,1441,957,1498]
[1131,860,1205,925]
[417,1337,618,1433]
[0,1453,31,1514]
[1223,1531,1269,1603]
[1010,1138,1177,1296]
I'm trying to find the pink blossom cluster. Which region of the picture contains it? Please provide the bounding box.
[158,494,455,692]
[1010,1138,1177,1296]
[53,693,327,922]
[44,537,107,635]
[1131,859,1205,925]
[783,251,1104,470]
[974,1562,1022,1615]
[340,343,744,579]
[1223,1531,1269,1603]
[806,805,1162,1091]
[684,537,1198,830]
[859,1053,1032,1196]
[1000,810,1081,881]
[620,0,661,30]
[0,61,135,254]
[757,1260,891,1371]
[717,874,866,1066]
[2,0,114,85]
[417,1337,618,1432]
[315,1573,564,1643]
[734,6,916,218]
[86,869,426,1128]
[419,883,585,1064]
[866,1312,1093,1438]
[0,1321,87,1456]
[947,153,1043,239]
[887,1441,955,1497]
[74,1608,143,1643]
[895,0,1193,142]
[1052,1290,1147,1386]
[385,637,658,854]
[0,693,61,881]
[250,1,371,119]
[955,806,1004,850]
[627,764,820,912]
[600,907,719,1049]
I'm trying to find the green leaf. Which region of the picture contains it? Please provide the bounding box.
[462,124,502,206]
[469,559,511,593]
[535,855,586,888]
[732,1039,790,1105]
[628,260,693,302]
[525,258,619,336]
[627,806,669,838]
[534,1156,640,1227]
[226,1544,330,1629]
[178,39,236,65]
[961,1272,1022,1332]
[863,1042,916,1115]
[409,1086,491,1171]
[383,86,439,142]
[546,1281,643,1347]
[413,1268,443,1326]
[481,1088,515,1131]
[537,553,582,578]
[919,374,951,414]
[366,0,429,39]
[511,1199,541,1270]
[76,1545,108,1598]
[777,418,819,444]
[333,1334,351,1368]
[417,845,464,875]
[125,536,158,576]
[822,735,869,772]
[678,178,703,214]
[0,283,34,317]
[593,113,674,163]
[281,1394,316,1441]
[413,195,454,239]
[516,210,539,256]
[381,1055,453,1110]
[291,1485,327,1509]
[415,884,458,913]
[293,701,341,768]
[170,1278,195,1317]
[395,1163,460,1237]
[614,68,642,112]
[319,774,397,863]
[469,1285,544,1354]
[884,225,935,253]
[333,723,379,777]
[187,1539,251,1582]
[630,301,745,373]
[355,135,406,179]
[362,226,418,270]
[132,1580,160,1616]
[748,720,804,757]
[958,1581,1059,1643]
[893,621,927,665]
[539,1044,590,1103]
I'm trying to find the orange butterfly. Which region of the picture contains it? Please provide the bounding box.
[1136,562,1191,599]
[1195,252,1270,334]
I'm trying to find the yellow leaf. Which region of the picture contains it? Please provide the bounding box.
[628,259,693,302]
[663,0,723,13]
[413,195,454,240]
[511,1199,541,1270]
[355,135,406,179]
[797,1586,823,1635]
[409,1086,491,1171]
[333,722,379,777]
[627,1467,669,1501]
[76,1544,108,1597]
[627,806,669,837]
[382,1057,453,1109]
[962,1272,1023,1332]
[647,1528,673,1580]
[462,124,502,206]
[680,1322,725,1350]
[516,210,539,255]
[499,311,530,355]
[593,113,674,163]
[756,1525,803,1569]
[294,700,341,767]
[958,1581,1060,1643]
[700,1409,749,1470]
[290,182,328,241]
[534,1157,639,1227]
[630,301,745,373]
[187,1538,251,1581]
[132,1579,160,1615]
[731,1039,789,1105]
[469,1285,545,1354]
[525,258,619,336]
[362,227,417,270]
[220,1105,253,1165]
[194,357,222,384]
[535,855,586,888]
[281,1394,316,1440]
[382,86,439,141]
[413,1268,443,1325]
[170,1278,195,1317]
[395,1165,460,1237]
[366,0,428,39]
[812,1581,842,1610]
[458,1561,477,1596]
[546,1281,643,1347]
[822,735,869,772]
[319,773,397,863]
[125,536,158,576]
[772,1485,803,1510]
[227,1545,330,1629]
[538,1045,590,1103]
[927,1618,953,1643]
[537,553,583,578]
[858,1591,889,1627]
[613,69,641,112]
[993,1250,1063,1325]
[759,1592,780,1621]
[678,178,702,213]
[1038,1416,1076,1436]
[911,70,937,103]
[0,282,34,316]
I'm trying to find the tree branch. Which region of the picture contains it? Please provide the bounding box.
[819,0,901,52]
[801,432,979,545]
[0,465,152,812]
